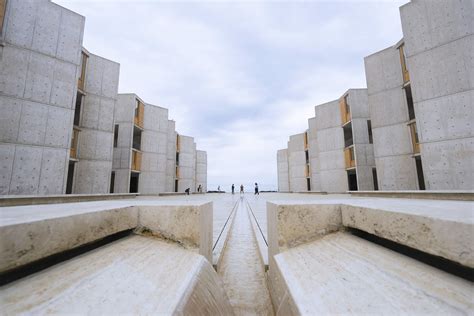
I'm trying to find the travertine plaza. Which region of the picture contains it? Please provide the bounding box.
[0,0,473,315]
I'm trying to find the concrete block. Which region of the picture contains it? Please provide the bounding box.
[31,3,61,57]
[9,145,43,195]
[421,137,474,190]
[81,94,100,129]
[98,98,115,132]
[77,129,113,161]
[0,96,21,142]
[347,89,369,119]
[138,171,166,194]
[319,169,347,193]
[50,60,77,109]
[112,169,130,193]
[17,100,48,146]
[0,144,15,194]
[318,150,345,171]
[368,88,408,128]
[364,47,403,94]
[372,124,413,157]
[56,8,84,64]
[75,160,112,194]
[4,0,39,49]
[23,52,55,104]
[100,60,120,99]
[117,123,132,148]
[314,100,341,129]
[0,46,29,98]
[352,118,370,144]
[316,127,344,152]
[44,106,73,148]
[416,89,473,143]
[138,202,213,262]
[355,165,375,191]
[38,147,67,195]
[375,155,418,190]
[354,144,375,167]
[84,55,103,96]
[114,94,135,123]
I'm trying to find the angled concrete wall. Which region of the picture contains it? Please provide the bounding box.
[364,47,418,190]
[0,0,84,195]
[166,120,177,192]
[400,0,474,190]
[277,149,289,192]
[195,150,207,192]
[74,52,119,194]
[346,89,376,191]
[307,117,321,191]
[138,104,169,194]
[112,94,136,193]
[177,135,196,192]
[314,100,347,193]
[288,133,308,192]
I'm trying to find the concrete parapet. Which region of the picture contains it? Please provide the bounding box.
[0,193,138,207]
[350,190,474,201]
[0,235,233,315]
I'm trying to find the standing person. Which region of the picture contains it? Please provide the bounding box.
[197,184,202,193]
[240,184,244,194]
[231,184,235,194]
[217,185,220,192]
[254,183,259,195]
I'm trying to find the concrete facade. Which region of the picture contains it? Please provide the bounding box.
[307,117,321,192]
[166,120,177,192]
[399,0,473,190]
[0,0,85,195]
[277,149,290,192]
[71,50,120,194]
[177,135,197,193]
[287,133,309,192]
[195,150,207,192]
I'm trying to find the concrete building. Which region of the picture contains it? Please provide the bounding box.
[195,150,208,193]
[0,0,85,195]
[278,89,376,193]
[277,149,290,192]
[176,134,197,193]
[365,0,473,191]
[67,49,120,194]
[166,120,177,192]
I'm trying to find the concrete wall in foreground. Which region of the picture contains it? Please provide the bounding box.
[347,89,376,191]
[277,149,290,192]
[178,135,196,192]
[138,103,169,194]
[288,133,308,192]
[315,100,347,193]
[400,0,474,190]
[0,0,84,195]
[195,150,207,192]
[74,53,119,194]
[365,47,418,190]
[307,117,321,191]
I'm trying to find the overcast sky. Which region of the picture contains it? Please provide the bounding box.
[56,0,407,191]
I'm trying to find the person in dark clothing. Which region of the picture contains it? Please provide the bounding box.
[185,188,190,195]
[231,184,235,194]
[254,183,259,195]
[240,184,244,194]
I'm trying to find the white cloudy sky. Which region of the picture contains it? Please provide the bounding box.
[56,0,407,191]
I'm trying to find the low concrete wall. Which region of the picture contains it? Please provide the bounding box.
[350,190,474,201]
[0,193,139,207]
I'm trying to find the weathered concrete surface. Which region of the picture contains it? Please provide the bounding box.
[0,235,234,315]
[0,199,214,272]
[288,133,308,192]
[350,190,474,201]
[272,232,473,315]
[196,150,208,192]
[277,149,290,192]
[307,117,321,192]
[178,135,197,193]
[0,193,138,207]
[218,200,273,315]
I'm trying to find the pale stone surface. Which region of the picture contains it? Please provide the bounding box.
[272,232,474,315]
[0,235,234,315]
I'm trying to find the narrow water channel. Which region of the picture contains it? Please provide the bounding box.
[217,197,274,315]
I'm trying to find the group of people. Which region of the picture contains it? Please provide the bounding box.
[230,183,259,195]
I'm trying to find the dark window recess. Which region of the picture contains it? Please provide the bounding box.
[343,122,353,148]
[66,161,75,194]
[174,179,179,193]
[110,171,115,193]
[405,85,415,120]
[305,150,309,164]
[176,152,180,165]
[415,157,426,190]
[129,172,139,193]
[113,125,119,148]
[132,126,142,150]
[73,92,83,126]
[306,178,311,191]
[347,169,358,191]
[372,168,378,191]
[367,120,373,144]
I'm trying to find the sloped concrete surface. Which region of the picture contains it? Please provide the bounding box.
[0,235,234,315]
[272,232,473,315]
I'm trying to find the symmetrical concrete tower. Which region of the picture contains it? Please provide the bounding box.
[0,0,207,195]
[278,0,473,192]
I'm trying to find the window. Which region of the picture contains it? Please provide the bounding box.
[304,132,308,149]
[343,122,353,148]
[78,51,88,91]
[134,100,144,128]
[113,125,119,148]
[110,171,115,193]
[404,85,415,120]
[306,178,311,192]
[372,168,378,191]
[415,157,426,190]
[367,120,373,144]
[132,126,142,150]
[409,122,420,154]
[176,152,180,165]
[0,0,7,35]
[305,150,309,164]
[398,43,410,83]
[339,95,351,124]
[73,92,83,126]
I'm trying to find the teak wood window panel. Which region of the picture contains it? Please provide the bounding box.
[399,44,410,84]
[304,132,309,150]
[77,52,88,91]
[131,149,142,172]
[0,0,6,35]
[134,100,144,128]
[409,122,420,154]
[305,164,310,178]
[70,127,80,159]
[340,95,351,125]
[344,146,356,169]
[176,135,181,152]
